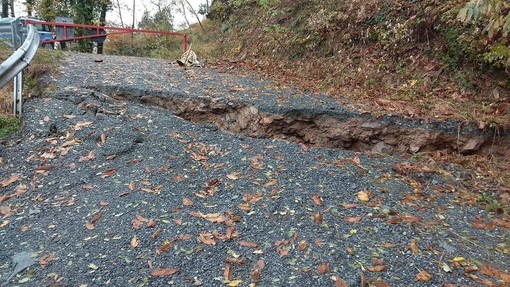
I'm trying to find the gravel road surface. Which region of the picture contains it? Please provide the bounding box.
[0,53,509,287]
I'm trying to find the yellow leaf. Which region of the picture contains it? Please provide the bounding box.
[452,257,465,262]
[357,191,369,202]
[227,279,243,286]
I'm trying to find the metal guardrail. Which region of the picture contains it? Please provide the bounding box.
[0,25,39,116]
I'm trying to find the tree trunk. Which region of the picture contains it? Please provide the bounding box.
[97,3,108,54]
[9,0,13,17]
[1,0,8,18]
[183,0,204,32]
[180,0,190,28]
[116,0,125,27]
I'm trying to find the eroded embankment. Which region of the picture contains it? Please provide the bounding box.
[105,90,509,157]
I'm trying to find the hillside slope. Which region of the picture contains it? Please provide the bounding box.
[195,0,509,128]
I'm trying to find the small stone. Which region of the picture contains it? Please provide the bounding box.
[461,138,484,154]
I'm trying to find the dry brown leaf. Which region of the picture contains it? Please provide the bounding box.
[367,265,387,272]
[147,220,157,228]
[238,241,259,248]
[85,222,95,230]
[131,236,140,248]
[39,253,54,268]
[100,168,117,178]
[90,211,104,224]
[183,197,194,206]
[311,194,323,206]
[317,262,329,274]
[128,181,136,191]
[298,240,307,251]
[238,203,251,212]
[227,173,239,180]
[150,267,179,277]
[198,233,216,245]
[333,276,347,287]
[152,228,161,240]
[224,262,232,281]
[313,212,323,224]
[62,138,81,148]
[416,270,433,282]
[0,174,20,188]
[79,150,96,162]
[344,216,362,223]
[408,238,420,254]
[0,194,12,203]
[157,241,172,254]
[0,205,11,217]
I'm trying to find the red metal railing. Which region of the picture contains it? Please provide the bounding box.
[23,19,188,52]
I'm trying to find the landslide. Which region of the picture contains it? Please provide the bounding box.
[188,0,509,198]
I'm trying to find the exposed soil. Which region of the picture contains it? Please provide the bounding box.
[107,90,510,159]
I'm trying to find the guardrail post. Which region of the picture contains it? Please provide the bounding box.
[13,72,22,116]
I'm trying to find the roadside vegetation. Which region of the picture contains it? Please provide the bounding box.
[0,46,61,138]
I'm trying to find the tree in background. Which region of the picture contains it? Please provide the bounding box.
[1,0,9,18]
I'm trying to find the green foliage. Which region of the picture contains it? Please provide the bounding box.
[139,7,174,31]
[458,0,510,68]
[0,115,20,138]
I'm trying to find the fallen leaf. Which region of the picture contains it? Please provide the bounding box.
[408,238,420,254]
[371,280,391,287]
[317,262,329,274]
[39,253,53,268]
[62,138,81,147]
[298,240,307,251]
[128,181,136,191]
[152,228,161,240]
[90,211,104,224]
[150,267,179,277]
[344,216,362,223]
[367,265,387,272]
[183,198,194,206]
[227,279,242,286]
[416,270,433,282]
[227,173,239,180]
[313,212,323,224]
[131,236,140,248]
[100,168,117,178]
[0,205,11,217]
[100,133,107,144]
[238,241,259,248]
[79,150,96,162]
[357,190,370,202]
[224,262,232,281]
[0,174,20,188]
[85,222,94,230]
[332,276,347,287]
[198,233,216,245]
[311,194,323,206]
[157,241,172,254]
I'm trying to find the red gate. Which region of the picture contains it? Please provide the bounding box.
[23,19,188,52]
